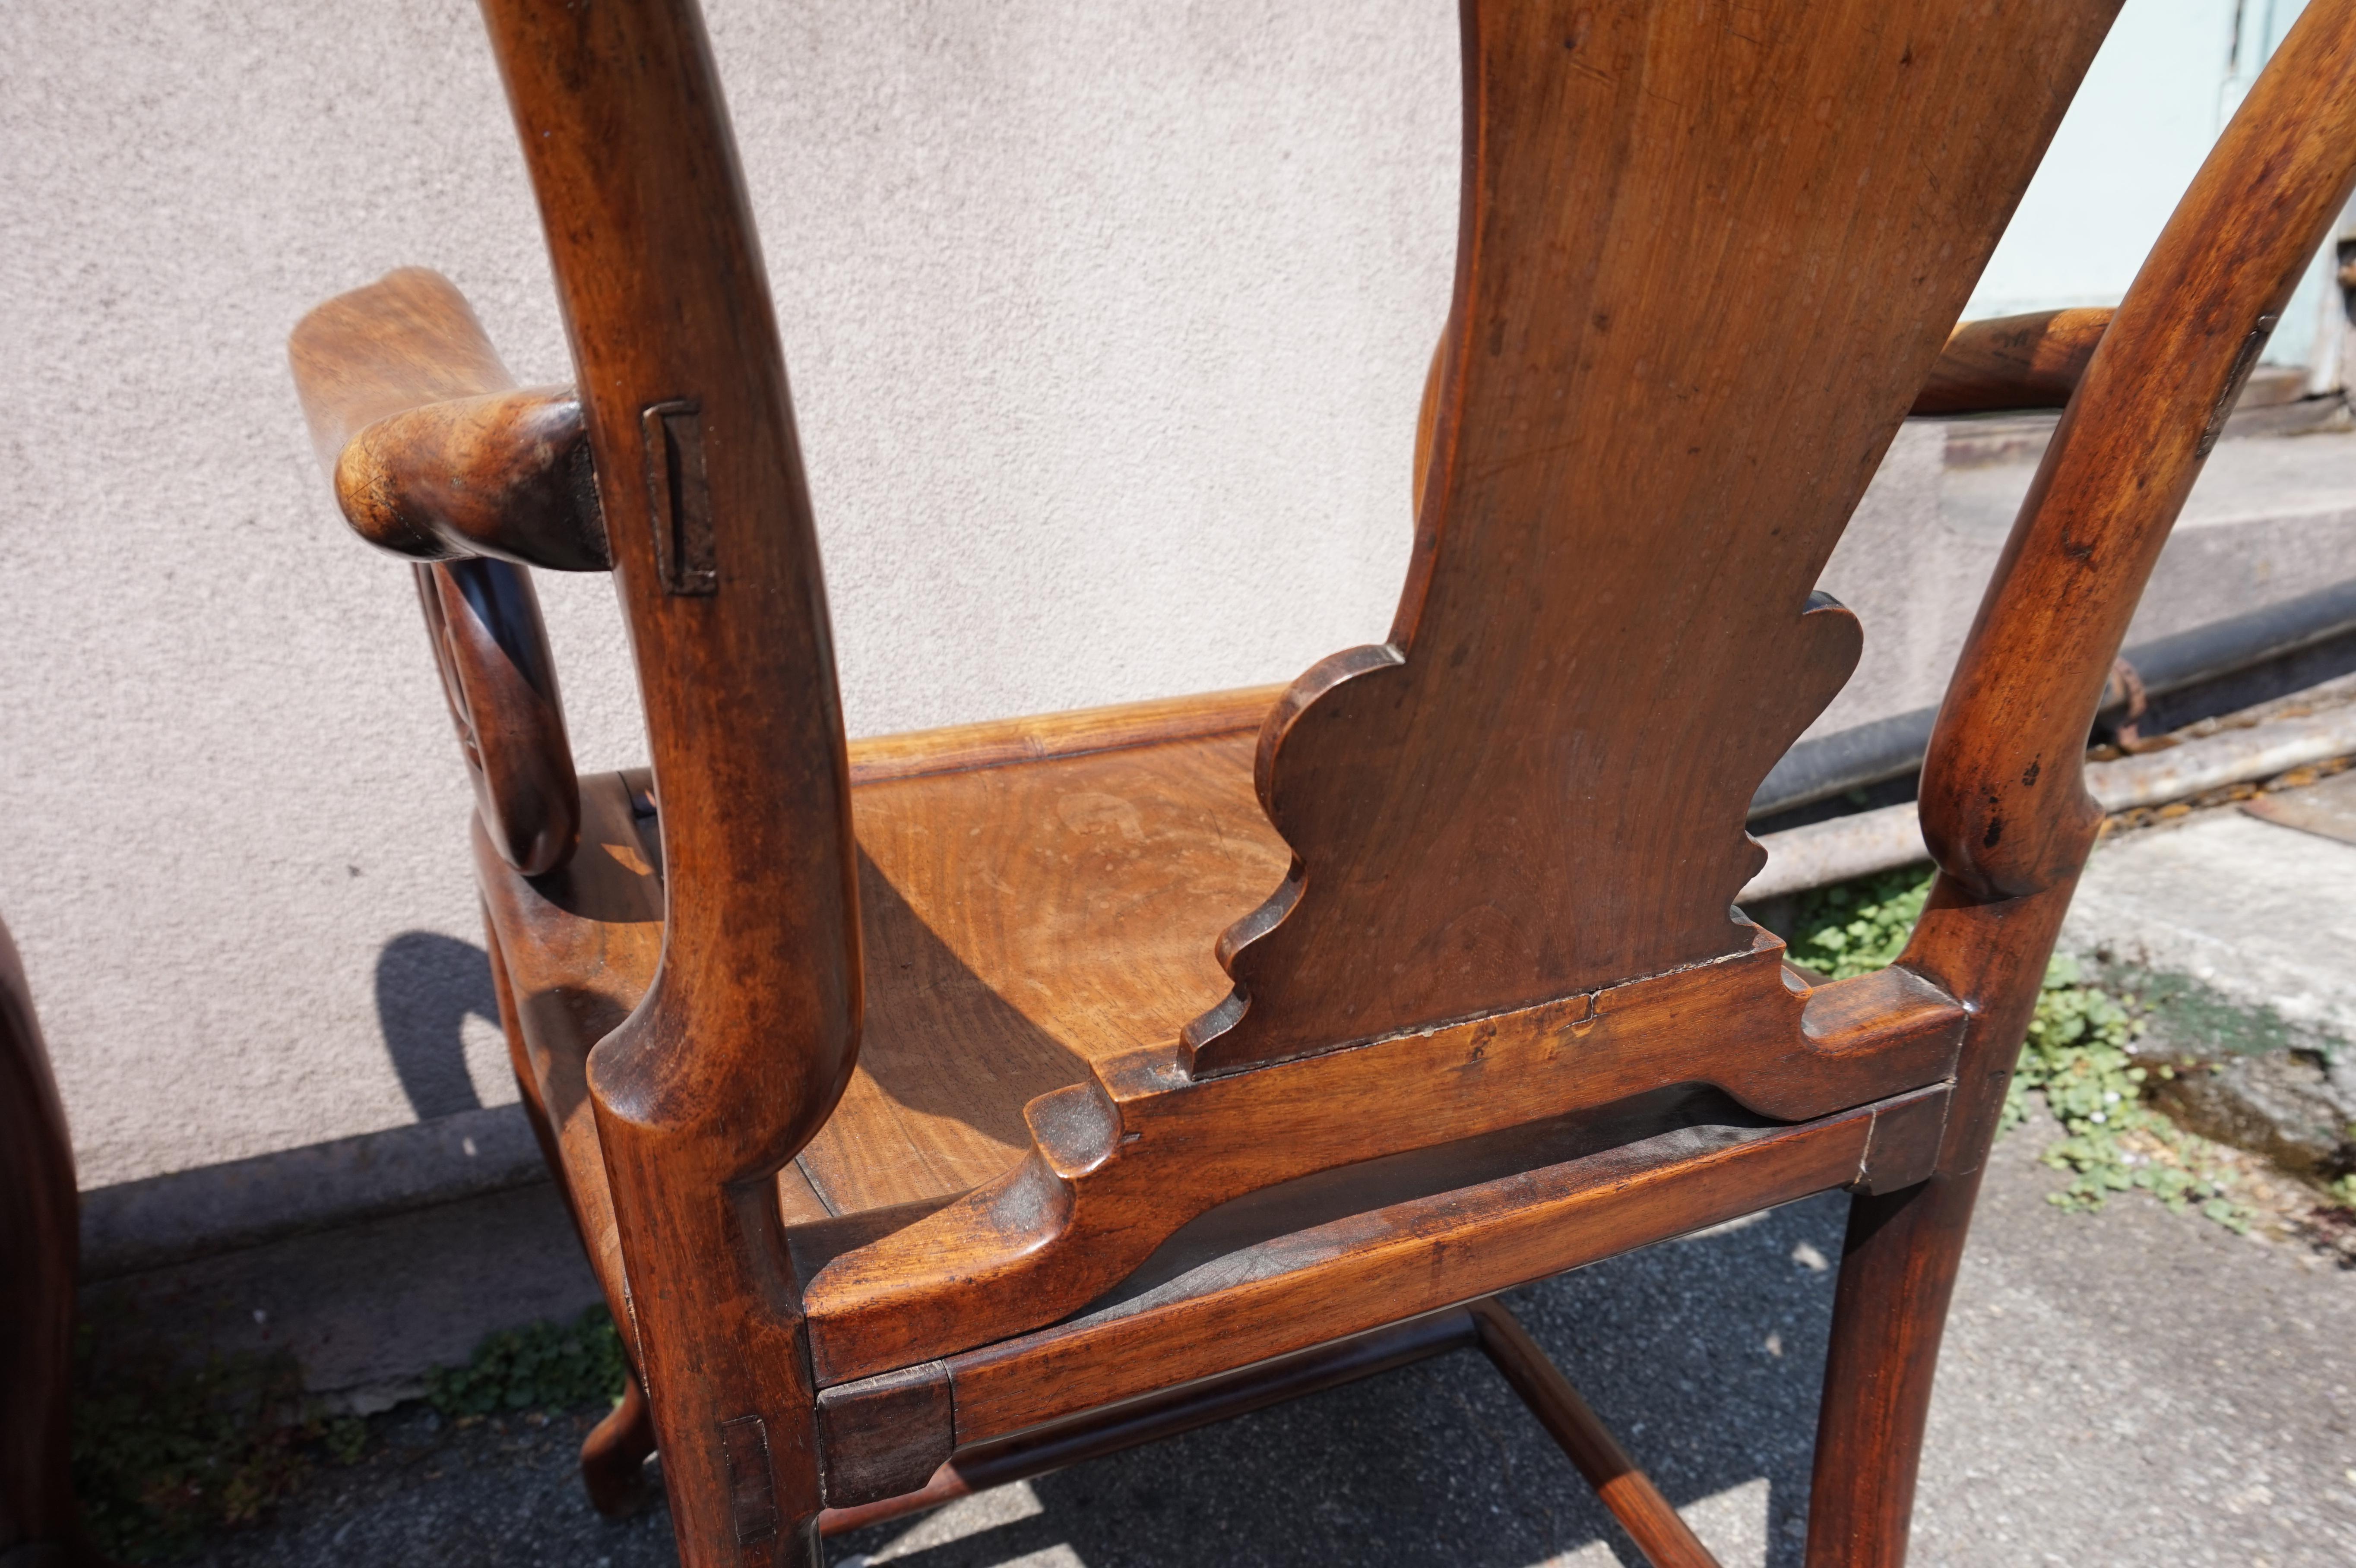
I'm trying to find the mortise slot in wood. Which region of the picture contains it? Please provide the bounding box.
[715,1414,777,1546]
[643,399,717,594]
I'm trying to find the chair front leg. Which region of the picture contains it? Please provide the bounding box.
[596,1122,828,1568]
[1804,1168,1982,1567]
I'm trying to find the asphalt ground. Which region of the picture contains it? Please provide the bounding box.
[170,1107,2356,1568]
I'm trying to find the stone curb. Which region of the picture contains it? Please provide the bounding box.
[76,1103,549,1280]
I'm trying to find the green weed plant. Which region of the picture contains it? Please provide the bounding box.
[68,1322,358,1562]
[1784,867,2248,1229]
[424,1305,630,1419]
[73,1305,627,1560]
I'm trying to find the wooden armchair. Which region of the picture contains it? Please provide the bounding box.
[287,2,2356,1563]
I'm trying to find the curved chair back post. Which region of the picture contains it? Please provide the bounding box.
[1808,14,2356,1560]
[1906,0,2356,1158]
[479,0,859,1173]
[477,0,863,1558]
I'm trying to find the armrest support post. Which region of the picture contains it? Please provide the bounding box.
[1906,0,2356,1176]
[289,269,585,873]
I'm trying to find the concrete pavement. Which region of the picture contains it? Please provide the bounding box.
[174,1114,2356,1568]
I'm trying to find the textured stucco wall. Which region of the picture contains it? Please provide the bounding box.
[6,2,2348,1190]
[1,0,1468,1185]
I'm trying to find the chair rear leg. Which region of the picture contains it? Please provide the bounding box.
[582,1372,659,1517]
[485,915,662,1518]
[1805,1168,1983,1568]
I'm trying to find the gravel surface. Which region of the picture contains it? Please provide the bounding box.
[172,1117,2356,1567]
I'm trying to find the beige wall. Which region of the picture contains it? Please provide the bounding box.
[2,0,1460,1185]
[10,2,2349,1192]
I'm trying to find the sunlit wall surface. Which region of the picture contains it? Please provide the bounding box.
[1971,0,2348,380]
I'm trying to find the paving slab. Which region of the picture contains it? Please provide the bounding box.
[2063,806,2356,1053]
[167,1122,2356,1568]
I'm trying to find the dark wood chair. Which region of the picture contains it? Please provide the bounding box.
[286,2,2356,1562]
[2,914,116,1568]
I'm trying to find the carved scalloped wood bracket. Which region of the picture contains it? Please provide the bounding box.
[1181,0,2116,1075]
[801,933,1967,1386]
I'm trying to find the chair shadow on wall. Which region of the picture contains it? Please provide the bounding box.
[375,930,502,1119]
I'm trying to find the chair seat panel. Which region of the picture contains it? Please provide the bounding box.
[475,689,1287,1230]
[799,724,1286,1214]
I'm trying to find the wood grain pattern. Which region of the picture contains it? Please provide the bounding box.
[475,0,869,1549]
[814,1363,953,1509]
[1919,9,2356,917]
[289,268,510,468]
[289,269,606,571]
[289,271,584,874]
[477,729,1285,1225]
[942,1084,1948,1445]
[1186,0,2118,1075]
[800,941,1963,1385]
[338,383,606,570]
[809,727,1285,1214]
[1912,309,2114,416]
[1413,304,2120,503]
[847,684,1279,786]
[474,713,1956,1391]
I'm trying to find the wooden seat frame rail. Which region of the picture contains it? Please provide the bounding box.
[286,2,2356,1564]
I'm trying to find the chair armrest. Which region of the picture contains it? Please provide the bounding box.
[1919,2,2356,905]
[1408,306,2114,505]
[288,268,608,570]
[1911,308,2111,415]
[292,268,583,873]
